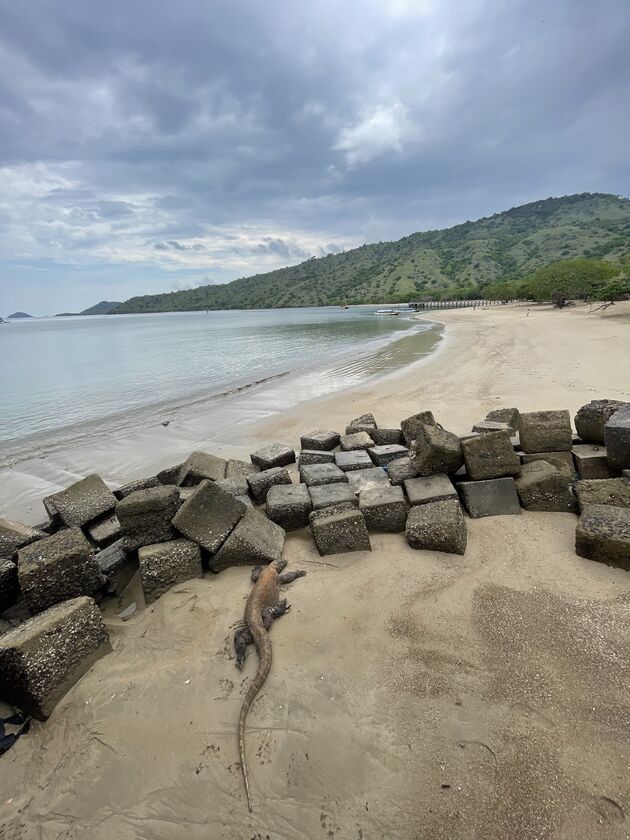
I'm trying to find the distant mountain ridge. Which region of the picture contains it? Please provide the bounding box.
[56,301,122,317]
[7,312,33,318]
[108,192,630,313]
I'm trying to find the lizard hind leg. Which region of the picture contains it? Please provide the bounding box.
[234,624,254,670]
[279,570,307,584]
[271,598,290,618]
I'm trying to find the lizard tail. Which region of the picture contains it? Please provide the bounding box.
[238,630,272,813]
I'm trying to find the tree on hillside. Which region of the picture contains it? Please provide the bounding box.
[526,258,617,307]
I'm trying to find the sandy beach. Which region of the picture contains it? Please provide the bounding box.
[1,301,630,840]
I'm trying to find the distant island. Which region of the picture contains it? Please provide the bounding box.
[110,192,630,314]
[7,312,33,319]
[56,301,122,317]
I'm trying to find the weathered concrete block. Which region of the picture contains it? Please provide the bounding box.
[86,514,122,548]
[225,459,260,479]
[387,457,418,486]
[298,449,336,466]
[368,444,409,466]
[575,400,628,445]
[335,450,374,471]
[573,478,630,511]
[266,484,312,530]
[18,528,103,614]
[572,445,617,480]
[215,475,251,503]
[0,559,18,613]
[472,421,511,434]
[604,405,630,471]
[300,430,340,451]
[461,430,521,481]
[371,428,405,446]
[299,463,347,487]
[340,431,375,451]
[155,463,184,485]
[405,499,467,555]
[347,466,389,497]
[250,443,295,470]
[43,474,117,527]
[309,484,358,510]
[400,411,436,446]
[518,410,572,453]
[210,509,285,572]
[458,478,521,519]
[116,486,180,550]
[515,461,577,513]
[0,518,45,560]
[178,451,227,486]
[359,486,408,532]
[485,407,519,430]
[520,451,576,479]
[173,480,246,553]
[309,504,371,555]
[345,414,377,435]
[411,423,464,476]
[404,474,457,507]
[114,476,160,500]
[576,504,630,570]
[138,539,203,604]
[96,539,137,597]
[0,596,110,719]
[247,467,292,505]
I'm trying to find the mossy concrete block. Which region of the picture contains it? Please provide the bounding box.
[359,485,408,532]
[298,449,336,466]
[18,527,104,614]
[299,430,340,451]
[575,400,628,445]
[309,484,358,511]
[400,411,436,446]
[0,595,111,720]
[520,451,576,479]
[462,430,521,481]
[371,428,405,446]
[114,476,160,500]
[485,407,519,430]
[411,423,464,476]
[309,504,371,556]
[0,559,18,613]
[576,504,630,570]
[335,450,373,472]
[604,405,630,471]
[458,478,521,519]
[250,443,295,470]
[572,445,617,480]
[225,459,260,479]
[368,444,409,466]
[405,499,467,555]
[247,467,292,505]
[404,474,457,507]
[573,478,630,511]
[173,480,246,553]
[210,509,284,572]
[266,484,312,530]
[138,539,203,604]
[299,463,347,487]
[43,474,117,527]
[515,461,577,513]
[518,410,572,453]
[340,431,375,451]
[178,451,227,486]
[0,518,45,561]
[116,485,180,550]
[347,466,389,497]
[387,457,418,486]
[345,414,377,435]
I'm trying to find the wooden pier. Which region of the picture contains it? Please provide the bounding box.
[408,299,503,311]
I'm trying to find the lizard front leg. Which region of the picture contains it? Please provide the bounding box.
[279,570,307,584]
[234,624,254,669]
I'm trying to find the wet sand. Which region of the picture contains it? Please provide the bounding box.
[1,302,630,839]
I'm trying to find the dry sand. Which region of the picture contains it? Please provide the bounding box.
[1,301,630,839]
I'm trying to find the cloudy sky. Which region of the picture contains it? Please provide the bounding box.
[1,0,628,314]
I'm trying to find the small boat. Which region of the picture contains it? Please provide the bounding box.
[374,309,400,316]
[340,299,349,309]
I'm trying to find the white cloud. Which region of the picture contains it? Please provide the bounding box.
[333,102,412,166]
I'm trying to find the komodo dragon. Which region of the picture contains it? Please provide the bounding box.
[234,558,306,812]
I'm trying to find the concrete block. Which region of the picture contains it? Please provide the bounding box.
[520,451,576,479]
[359,486,408,532]
[515,461,577,513]
[266,484,312,530]
[138,539,203,604]
[250,443,296,470]
[114,476,160,500]
[462,430,520,480]
[411,423,464,476]
[155,463,184,485]
[247,467,292,505]
[298,449,336,466]
[371,428,405,446]
[400,411,436,446]
[172,480,246,553]
[346,467,390,497]
[178,451,227,485]
[18,527,103,614]
[299,463,347,487]
[405,499,467,555]
[368,444,409,466]
[43,474,117,527]
[340,431,375,451]
[575,400,628,445]
[300,430,340,451]
[573,478,630,511]
[458,478,521,518]
[576,504,630,570]
[225,459,260,479]
[604,405,630,470]
[215,475,251,502]
[86,514,122,548]
[116,485,180,550]
[0,559,18,613]
[404,474,457,507]
[472,421,511,434]
[0,596,110,719]
[518,410,572,453]
[387,457,418,486]
[210,509,285,572]
[485,407,519,430]
[96,539,137,597]
[0,518,45,561]
[572,445,617,480]
[309,484,358,511]
[309,504,371,556]
[335,450,374,472]
[345,414,377,435]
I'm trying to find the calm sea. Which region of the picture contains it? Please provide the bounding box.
[0,307,437,450]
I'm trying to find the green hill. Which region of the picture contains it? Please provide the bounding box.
[56,301,123,317]
[112,193,630,313]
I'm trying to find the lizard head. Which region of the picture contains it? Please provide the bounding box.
[272,557,288,573]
